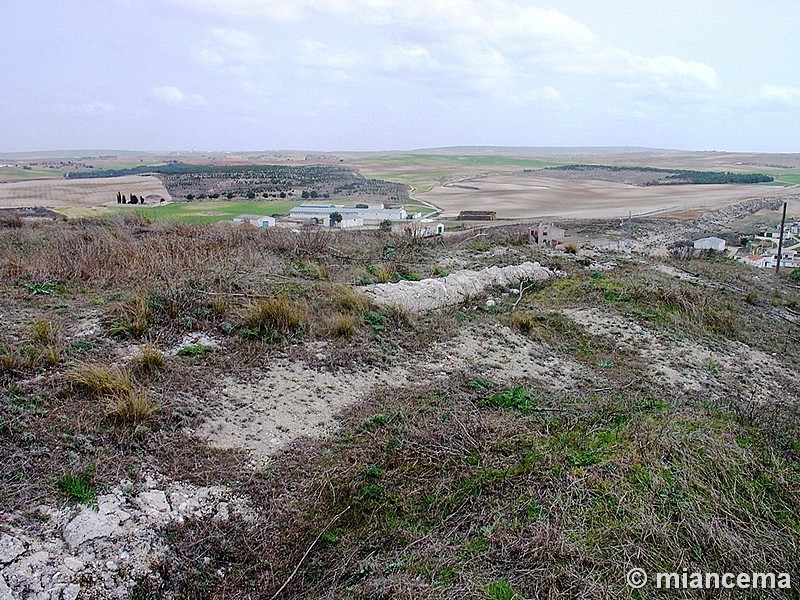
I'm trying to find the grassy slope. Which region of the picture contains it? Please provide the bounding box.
[0,220,798,599]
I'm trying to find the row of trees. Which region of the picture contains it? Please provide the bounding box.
[550,164,774,184]
[116,191,143,204]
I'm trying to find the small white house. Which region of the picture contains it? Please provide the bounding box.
[693,237,726,252]
[529,222,565,247]
[233,214,276,228]
[392,219,444,237]
[333,216,363,229]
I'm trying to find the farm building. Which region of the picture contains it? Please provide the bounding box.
[233,214,276,228]
[529,222,565,247]
[289,203,406,224]
[332,216,364,229]
[740,250,800,269]
[693,237,726,252]
[392,219,444,237]
[459,211,496,221]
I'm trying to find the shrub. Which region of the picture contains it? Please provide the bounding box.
[0,215,23,228]
[563,242,578,254]
[488,387,534,411]
[176,344,214,357]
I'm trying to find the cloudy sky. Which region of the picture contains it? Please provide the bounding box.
[1,0,798,152]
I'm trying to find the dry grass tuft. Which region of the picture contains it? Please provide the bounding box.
[134,345,166,373]
[110,296,151,338]
[330,284,371,313]
[374,265,394,283]
[41,345,61,367]
[210,295,228,317]
[106,389,158,424]
[241,295,307,336]
[331,314,358,338]
[70,364,133,398]
[70,363,157,424]
[28,317,58,346]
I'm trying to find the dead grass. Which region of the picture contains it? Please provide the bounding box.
[241,295,307,337]
[133,345,166,373]
[3,218,800,598]
[106,388,158,424]
[70,364,133,398]
[28,317,58,346]
[330,314,358,338]
[152,374,800,599]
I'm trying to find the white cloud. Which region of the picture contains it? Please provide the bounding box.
[756,84,800,107]
[211,28,269,64]
[152,86,207,107]
[169,0,719,106]
[192,47,224,67]
[297,39,361,69]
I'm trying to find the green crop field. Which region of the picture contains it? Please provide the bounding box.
[0,166,63,182]
[777,173,800,185]
[130,200,302,223]
[354,153,562,195]
[57,200,302,223]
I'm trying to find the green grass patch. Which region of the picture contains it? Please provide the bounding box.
[117,200,301,224]
[56,467,98,508]
[176,344,214,357]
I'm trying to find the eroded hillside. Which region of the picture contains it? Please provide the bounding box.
[1,216,798,599]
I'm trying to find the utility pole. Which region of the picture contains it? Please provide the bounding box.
[775,202,787,275]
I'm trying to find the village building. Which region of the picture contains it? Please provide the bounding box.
[693,237,726,252]
[740,249,800,269]
[529,222,565,247]
[232,214,276,228]
[289,203,406,224]
[392,219,444,237]
[459,210,496,221]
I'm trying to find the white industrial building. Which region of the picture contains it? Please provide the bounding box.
[289,203,407,225]
[693,237,726,252]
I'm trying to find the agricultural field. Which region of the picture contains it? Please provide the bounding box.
[353,153,562,193]
[418,172,800,220]
[126,199,300,223]
[0,175,170,209]
[0,165,63,182]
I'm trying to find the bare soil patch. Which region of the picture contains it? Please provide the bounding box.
[419,173,798,219]
[0,175,171,208]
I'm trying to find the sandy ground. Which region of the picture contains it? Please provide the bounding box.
[0,175,171,208]
[195,324,587,461]
[418,173,800,219]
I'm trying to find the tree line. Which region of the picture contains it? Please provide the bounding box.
[546,164,773,184]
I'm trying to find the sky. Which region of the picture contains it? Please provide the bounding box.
[1,0,798,153]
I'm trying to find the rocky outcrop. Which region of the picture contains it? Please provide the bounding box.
[0,474,253,599]
[361,261,555,312]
